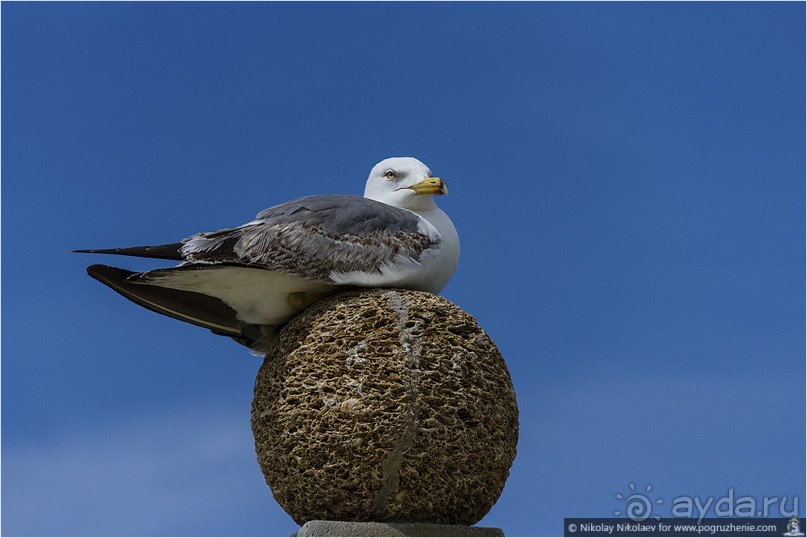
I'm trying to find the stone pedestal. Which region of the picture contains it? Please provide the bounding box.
[294,520,504,537]
[252,289,518,526]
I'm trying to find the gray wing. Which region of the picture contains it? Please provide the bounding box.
[76,195,436,350]
[179,195,437,281]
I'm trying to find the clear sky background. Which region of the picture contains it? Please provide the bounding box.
[3,2,805,537]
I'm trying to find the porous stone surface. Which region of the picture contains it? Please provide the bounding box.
[251,289,518,526]
[294,520,505,537]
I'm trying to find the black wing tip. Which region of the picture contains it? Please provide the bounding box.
[83,263,248,342]
[72,244,184,260]
[85,263,136,281]
[74,248,126,254]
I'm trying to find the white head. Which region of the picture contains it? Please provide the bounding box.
[363,157,448,211]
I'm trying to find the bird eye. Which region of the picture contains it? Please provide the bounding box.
[384,169,397,180]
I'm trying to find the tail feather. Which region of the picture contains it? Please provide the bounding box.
[85,264,265,348]
[74,243,184,260]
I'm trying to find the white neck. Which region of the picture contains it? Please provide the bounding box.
[365,190,438,212]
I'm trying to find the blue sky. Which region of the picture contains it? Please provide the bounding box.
[3,2,804,536]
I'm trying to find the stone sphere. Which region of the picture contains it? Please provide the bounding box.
[251,289,518,526]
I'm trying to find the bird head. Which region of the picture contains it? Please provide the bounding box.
[363,157,448,211]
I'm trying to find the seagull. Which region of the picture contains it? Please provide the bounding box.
[77,157,460,353]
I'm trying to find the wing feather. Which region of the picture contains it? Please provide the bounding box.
[74,243,183,260]
[85,264,264,343]
[180,195,437,281]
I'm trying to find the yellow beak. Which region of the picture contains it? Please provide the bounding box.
[408,176,448,196]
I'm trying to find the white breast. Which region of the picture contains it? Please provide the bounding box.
[412,206,460,293]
